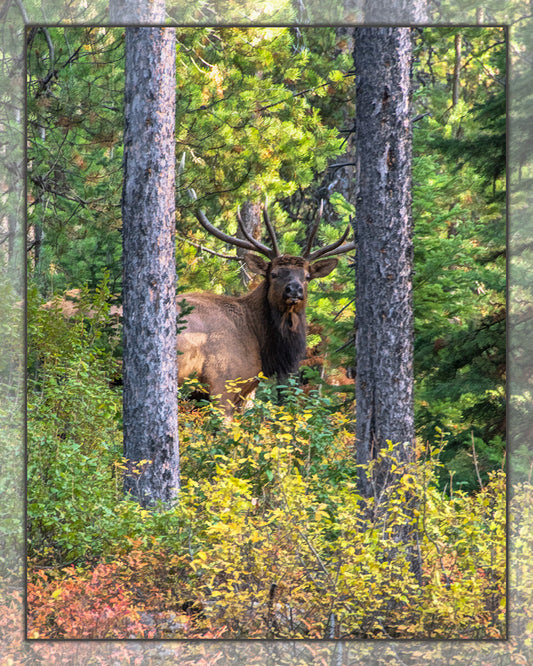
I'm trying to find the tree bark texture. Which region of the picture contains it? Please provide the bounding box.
[353,28,415,496]
[122,27,179,506]
[109,0,166,23]
[236,201,261,286]
[361,0,431,23]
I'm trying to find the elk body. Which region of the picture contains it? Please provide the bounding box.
[178,205,355,414]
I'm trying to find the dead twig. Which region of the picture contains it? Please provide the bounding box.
[471,431,484,490]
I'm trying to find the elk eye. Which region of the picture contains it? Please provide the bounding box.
[305,273,311,281]
[271,271,278,279]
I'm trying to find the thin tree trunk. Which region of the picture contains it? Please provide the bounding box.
[33,221,42,274]
[316,27,357,228]
[122,26,179,506]
[452,33,462,108]
[236,201,261,286]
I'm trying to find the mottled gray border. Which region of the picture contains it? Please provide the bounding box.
[1,0,530,663]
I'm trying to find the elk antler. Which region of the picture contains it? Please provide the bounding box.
[189,190,355,262]
[194,209,277,259]
[308,226,356,261]
[188,190,278,259]
[236,207,279,258]
[304,208,356,262]
[261,200,281,258]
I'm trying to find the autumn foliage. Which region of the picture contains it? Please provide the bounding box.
[26,291,506,640]
[26,441,506,640]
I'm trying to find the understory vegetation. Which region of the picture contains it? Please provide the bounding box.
[26,290,505,640]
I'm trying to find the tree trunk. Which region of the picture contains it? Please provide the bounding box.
[236,201,261,286]
[122,26,179,506]
[33,221,42,274]
[452,33,462,108]
[353,26,420,580]
[360,0,430,22]
[353,27,417,544]
[109,0,165,22]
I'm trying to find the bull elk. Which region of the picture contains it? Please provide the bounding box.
[178,203,355,414]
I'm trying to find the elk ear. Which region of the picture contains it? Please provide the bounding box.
[309,257,338,279]
[244,253,269,276]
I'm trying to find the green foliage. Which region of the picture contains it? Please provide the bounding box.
[0,278,24,583]
[27,391,506,639]
[180,376,357,506]
[27,279,128,564]
[412,28,506,487]
[27,26,352,298]
[174,28,341,198]
[27,28,124,296]
[25,27,508,640]
[172,26,352,294]
[424,31,506,196]
[310,192,355,377]
[27,26,507,488]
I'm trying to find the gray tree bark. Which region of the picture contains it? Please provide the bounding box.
[353,26,421,581]
[109,0,165,23]
[353,27,415,492]
[236,201,262,286]
[122,26,179,506]
[360,0,431,23]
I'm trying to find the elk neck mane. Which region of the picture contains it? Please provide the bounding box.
[242,278,307,379]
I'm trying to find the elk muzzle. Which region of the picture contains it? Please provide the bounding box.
[284,280,304,305]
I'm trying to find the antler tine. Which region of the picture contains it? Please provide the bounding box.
[303,199,324,258]
[236,207,276,258]
[311,240,357,261]
[262,201,281,257]
[194,209,273,258]
[308,225,356,261]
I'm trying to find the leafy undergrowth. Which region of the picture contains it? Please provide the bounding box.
[26,288,506,640]
[27,396,506,640]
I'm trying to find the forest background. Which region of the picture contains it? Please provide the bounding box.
[19,24,510,642]
[26,25,506,488]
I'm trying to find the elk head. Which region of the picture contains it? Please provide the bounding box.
[243,253,339,334]
[192,198,355,306]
